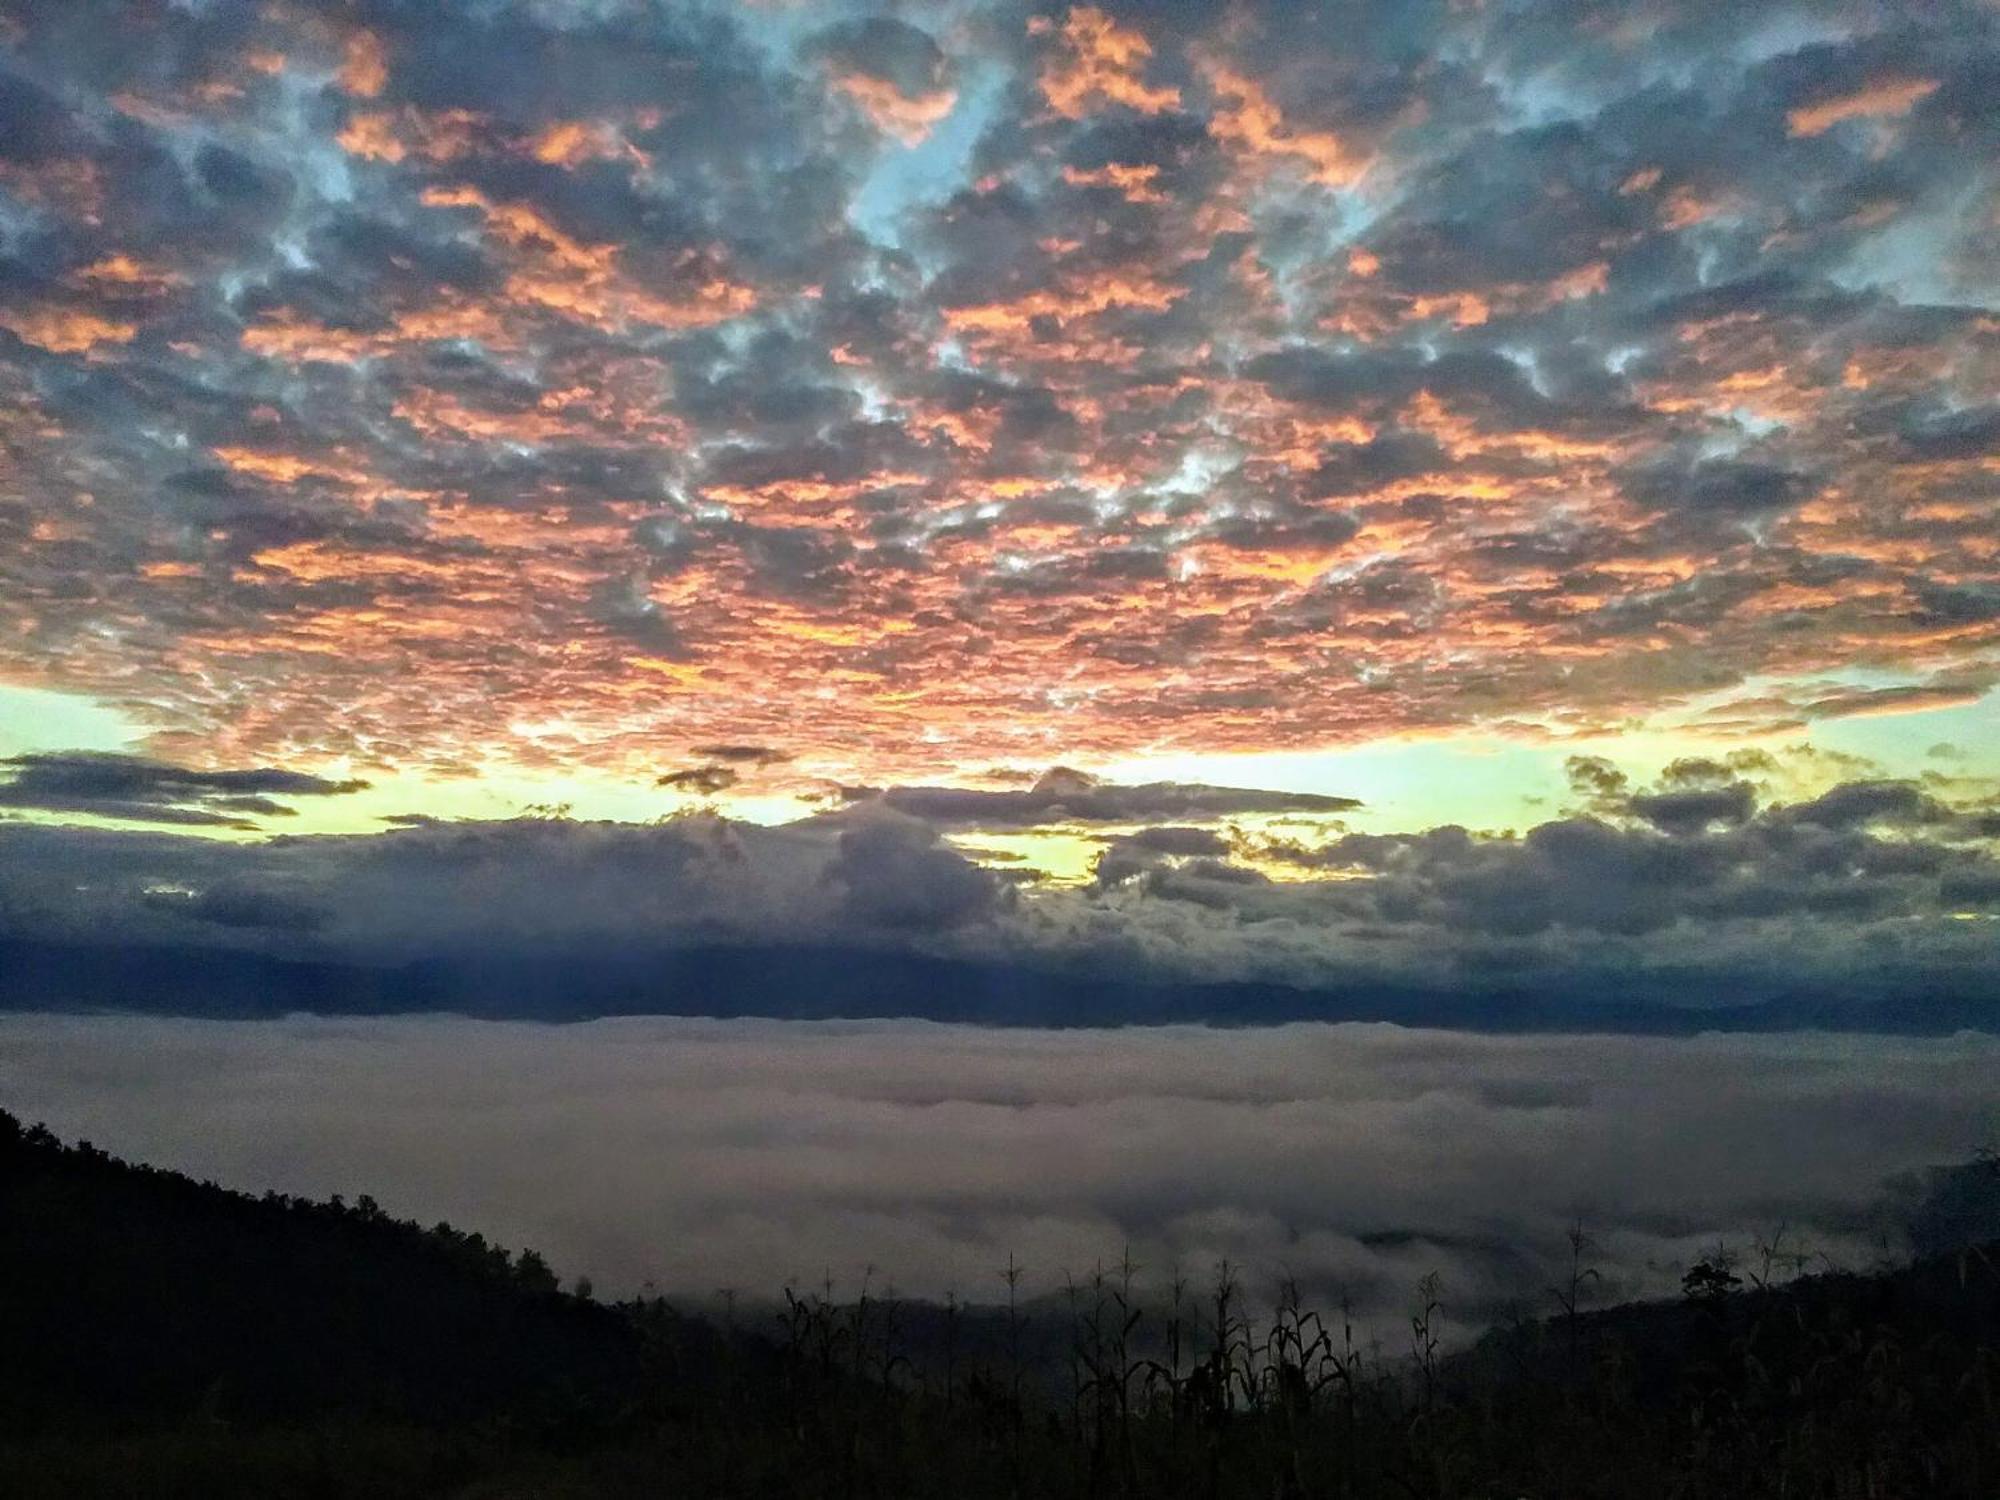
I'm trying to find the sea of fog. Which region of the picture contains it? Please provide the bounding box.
[3,1015,1993,1341]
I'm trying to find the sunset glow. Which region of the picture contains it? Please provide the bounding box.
[0,0,1995,1016]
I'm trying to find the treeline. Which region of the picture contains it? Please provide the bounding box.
[3,1108,1997,1498]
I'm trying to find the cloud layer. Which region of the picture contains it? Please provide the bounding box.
[2,752,1995,1024]
[2,1014,1991,1338]
[0,750,367,829]
[0,1,1993,781]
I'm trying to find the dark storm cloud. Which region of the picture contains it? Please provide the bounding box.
[1626,783,1757,836]
[690,744,791,767]
[1260,797,1995,941]
[807,17,953,100]
[1200,508,1362,553]
[830,811,1003,931]
[1090,824,1238,888]
[851,767,1361,827]
[1110,825,1232,857]
[1889,403,2000,464]
[0,69,88,165]
[1243,346,1548,423]
[0,752,368,829]
[657,765,739,795]
[1781,780,1947,830]
[1619,453,1822,517]
[151,883,327,934]
[1564,755,1630,809]
[0,760,1994,1027]
[1911,583,2000,627]
[1305,431,1449,498]
[0,797,1008,972]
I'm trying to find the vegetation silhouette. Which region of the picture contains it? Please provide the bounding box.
[4,1107,1996,1498]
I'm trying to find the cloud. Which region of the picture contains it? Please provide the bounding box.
[1564,755,1630,810]
[810,18,958,146]
[1618,454,1822,518]
[1111,825,1233,856]
[0,0,1988,785]
[1626,783,1757,836]
[0,798,1014,969]
[1803,683,1989,721]
[0,763,1993,1026]
[2,1013,1991,1336]
[691,744,791,767]
[0,752,368,829]
[1781,779,1947,829]
[851,767,1361,828]
[830,809,1005,930]
[657,765,739,795]
[1787,76,1940,138]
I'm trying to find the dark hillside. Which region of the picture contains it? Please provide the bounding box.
[0,1108,642,1432]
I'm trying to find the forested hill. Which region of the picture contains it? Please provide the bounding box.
[0,1107,648,1431]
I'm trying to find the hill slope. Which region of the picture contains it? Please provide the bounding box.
[0,1108,643,1433]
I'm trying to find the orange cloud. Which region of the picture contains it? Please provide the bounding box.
[9,0,1999,796]
[335,111,406,162]
[337,107,487,164]
[530,120,634,167]
[0,306,137,353]
[943,270,1183,333]
[1659,185,1726,230]
[1786,76,1939,136]
[67,254,180,295]
[1034,7,1181,120]
[212,448,320,485]
[1203,63,1368,187]
[0,155,104,223]
[833,74,958,145]
[1061,162,1167,203]
[1329,261,1606,339]
[1408,291,1490,328]
[420,185,756,333]
[339,30,388,98]
[1803,685,1984,720]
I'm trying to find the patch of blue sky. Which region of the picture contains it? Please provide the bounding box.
[849,63,1006,254]
[0,684,146,759]
[1832,187,2000,311]
[1098,737,1576,835]
[1814,690,1998,772]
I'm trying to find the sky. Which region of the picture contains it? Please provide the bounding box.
[1,0,1998,1025]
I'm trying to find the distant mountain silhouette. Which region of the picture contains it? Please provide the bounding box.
[4,935,1994,1032]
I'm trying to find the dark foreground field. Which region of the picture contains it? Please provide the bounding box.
[4,1107,1996,1499]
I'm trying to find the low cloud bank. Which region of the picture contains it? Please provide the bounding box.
[2,1015,1991,1341]
[3,758,1998,1026]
